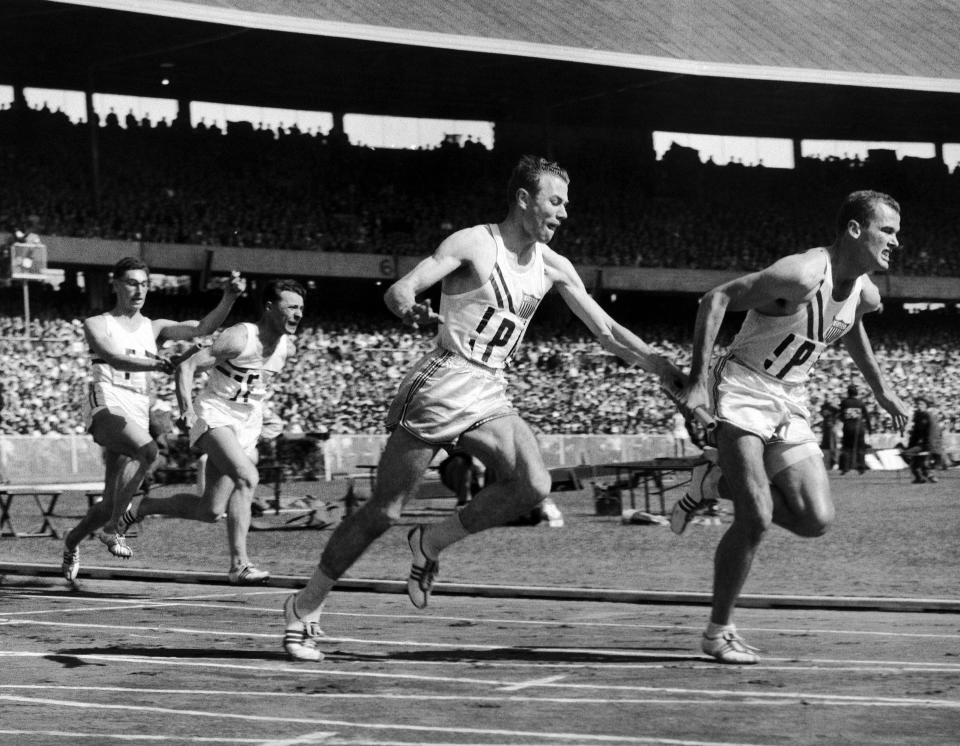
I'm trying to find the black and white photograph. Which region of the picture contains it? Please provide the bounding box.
[1,1,959,743]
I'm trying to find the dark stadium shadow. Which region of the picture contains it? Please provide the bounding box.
[55,645,289,662]
[341,647,693,664]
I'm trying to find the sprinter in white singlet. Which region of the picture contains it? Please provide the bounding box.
[62,257,244,581]
[115,279,304,585]
[280,155,685,662]
[673,191,910,664]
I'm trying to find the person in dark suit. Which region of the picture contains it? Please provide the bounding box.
[839,384,870,474]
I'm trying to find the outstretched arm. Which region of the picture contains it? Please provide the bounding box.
[842,322,909,433]
[384,233,468,328]
[84,316,172,375]
[544,248,680,383]
[155,271,246,343]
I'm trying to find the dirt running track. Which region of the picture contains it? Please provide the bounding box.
[1,572,959,745]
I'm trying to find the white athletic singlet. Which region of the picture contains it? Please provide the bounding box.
[201,322,288,409]
[728,249,862,384]
[435,224,547,370]
[89,314,157,395]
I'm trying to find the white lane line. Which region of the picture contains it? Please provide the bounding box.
[3,620,960,672]
[0,730,265,743]
[0,694,751,745]
[7,590,960,641]
[2,653,959,709]
[0,683,955,712]
[0,601,227,616]
[498,674,568,692]
[255,733,339,746]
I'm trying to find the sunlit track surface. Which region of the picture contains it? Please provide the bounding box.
[2,576,959,744]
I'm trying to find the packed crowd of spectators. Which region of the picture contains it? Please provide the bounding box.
[3,102,960,275]
[1,288,957,439]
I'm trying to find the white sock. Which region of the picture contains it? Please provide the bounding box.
[705,621,734,638]
[421,511,470,558]
[290,568,335,624]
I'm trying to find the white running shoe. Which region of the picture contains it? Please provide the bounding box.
[701,628,760,664]
[407,525,439,609]
[62,546,80,581]
[670,451,721,535]
[282,594,325,662]
[228,564,270,585]
[98,532,132,558]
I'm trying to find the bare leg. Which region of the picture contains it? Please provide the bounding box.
[711,431,834,626]
[64,450,124,551]
[439,414,551,538]
[319,428,437,579]
[65,410,156,557]
[133,427,256,571]
[710,427,771,627]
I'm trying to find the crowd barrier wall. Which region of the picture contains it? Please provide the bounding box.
[0,434,105,484]
[37,234,960,301]
[322,433,702,479]
[3,433,958,484]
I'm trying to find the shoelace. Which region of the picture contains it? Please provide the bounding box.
[718,631,760,653]
[303,621,324,643]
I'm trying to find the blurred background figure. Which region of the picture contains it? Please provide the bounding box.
[839,384,870,475]
[818,397,840,470]
[907,396,942,483]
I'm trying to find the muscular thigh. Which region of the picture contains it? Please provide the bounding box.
[459,414,546,482]
[90,408,153,457]
[769,451,832,520]
[716,424,772,520]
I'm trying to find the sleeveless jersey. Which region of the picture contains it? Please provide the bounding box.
[202,322,288,408]
[728,249,862,384]
[436,224,547,370]
[89,314,157,395]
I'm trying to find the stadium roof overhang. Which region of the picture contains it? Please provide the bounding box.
[3,0,960,143]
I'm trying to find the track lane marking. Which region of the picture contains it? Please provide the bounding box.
[4,619,960,671]
[0,694,758,744]
[6,590,960,640]
[2,654,959,709]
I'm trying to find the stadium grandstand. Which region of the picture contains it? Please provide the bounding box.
[1,0,960,466]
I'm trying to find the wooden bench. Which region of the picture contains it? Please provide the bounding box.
[0,482,106,539]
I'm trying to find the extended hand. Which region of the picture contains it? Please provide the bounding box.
[403,300,439,329]
[877,390,910,434]
[225,270,247,297]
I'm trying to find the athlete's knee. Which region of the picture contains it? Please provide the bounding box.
[197,505,224,523]
[367,496,405,526]
[795,502,835,537]
[732,499,774,542]
[232,463,260,494]
[501,465,552,508]
[137,441,160,469]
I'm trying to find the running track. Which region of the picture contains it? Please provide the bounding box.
[1,568,959,745]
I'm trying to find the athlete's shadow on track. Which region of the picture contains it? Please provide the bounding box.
[340,647,695,664]
[52,646,292,663]
[49,645,699,666]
